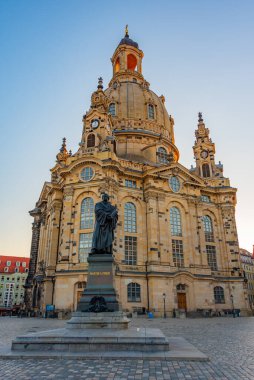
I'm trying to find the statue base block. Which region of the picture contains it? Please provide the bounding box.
[67,311,130,329]
[78,253,119,312]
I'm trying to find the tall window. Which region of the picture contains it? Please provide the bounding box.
[206,245,217,271]
[79,233,93,263]
[148,104,155,119]
[172,239,184,267]
[202,163,210,178]
[109,103,116,116]
[203,215,214,242]
[124,202,137,232]
[127,283,141,302]
[80,198,94,229]
[157,147,168,164]
[87,134,95,148]
[125,236,137,265]
[170,207,182,236]
[214,286,225,304]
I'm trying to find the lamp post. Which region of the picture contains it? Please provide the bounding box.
[162,293,166,318]
[230,294,235,318]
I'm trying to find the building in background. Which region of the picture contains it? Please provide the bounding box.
[24,30,250,317]
[239,247,254,311]
[0,255,29,314]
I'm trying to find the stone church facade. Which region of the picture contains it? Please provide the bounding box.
[24,31,250,317]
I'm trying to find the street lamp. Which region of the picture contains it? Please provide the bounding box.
[230,294,235,318]
[162,293,166,318]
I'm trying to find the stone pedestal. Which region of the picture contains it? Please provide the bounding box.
[67,311,130,329]
[78,253,119,312]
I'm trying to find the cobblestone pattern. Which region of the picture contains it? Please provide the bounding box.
[0,316,254,379]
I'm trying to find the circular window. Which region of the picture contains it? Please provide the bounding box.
[169,176,180,192]
[80,167,94,182]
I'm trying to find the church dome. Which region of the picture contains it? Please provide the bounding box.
[105,81,173,138]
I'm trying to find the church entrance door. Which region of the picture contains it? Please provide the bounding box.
[177,292,187,310]
[77,291,82,305]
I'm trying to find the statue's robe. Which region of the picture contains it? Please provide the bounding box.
[91,201,118,253]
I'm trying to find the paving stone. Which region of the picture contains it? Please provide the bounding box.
[0,317,254,379]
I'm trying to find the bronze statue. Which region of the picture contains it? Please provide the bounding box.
[91,193,118,254]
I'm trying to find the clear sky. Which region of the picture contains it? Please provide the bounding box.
[0,0,253,257]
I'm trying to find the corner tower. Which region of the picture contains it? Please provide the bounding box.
[192,112,224,182]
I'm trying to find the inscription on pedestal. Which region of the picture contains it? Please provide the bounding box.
[77,254,119,312]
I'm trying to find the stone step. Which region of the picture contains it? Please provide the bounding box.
[11,327,169,352]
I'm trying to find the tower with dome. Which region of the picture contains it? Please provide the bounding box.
[24,29,250,317]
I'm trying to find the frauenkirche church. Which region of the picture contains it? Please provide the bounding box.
[24,29,250,317]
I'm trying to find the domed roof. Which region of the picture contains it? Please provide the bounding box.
[118,27,139,49]
[118,36,139,49]
[105,81,172,136]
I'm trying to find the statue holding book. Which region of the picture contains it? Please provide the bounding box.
[91,193,118,254]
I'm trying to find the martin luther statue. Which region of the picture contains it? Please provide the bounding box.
[91,193,118,254]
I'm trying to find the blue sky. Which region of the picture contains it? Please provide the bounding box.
[0,0,253,256]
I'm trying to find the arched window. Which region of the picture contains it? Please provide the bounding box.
[127,54,137,71]
[170,207,182,236]
[203,215,214,242]
[77,281,86,289]
[214,286,225,304]
[157,147,168,164]
[127,283,141,302]
[115,57,120,73]
[202,163,210,178]
[109,103,116,116]
[80,198,94,229]
[124,202,136,232]
[176,284,186,291]
[87,134,95,148]
[148,104,155,119]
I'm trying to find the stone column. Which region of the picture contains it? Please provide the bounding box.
[24,208,42,311]
[145,191,160,264]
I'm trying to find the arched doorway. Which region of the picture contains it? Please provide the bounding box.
[176,284,187,311]
[74,281,86,310]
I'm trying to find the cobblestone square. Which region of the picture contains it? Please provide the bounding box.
[0,317,254,379]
